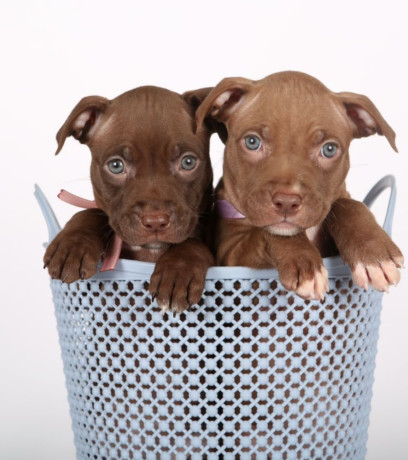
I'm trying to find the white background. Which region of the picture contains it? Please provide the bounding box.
[1,1,407,459]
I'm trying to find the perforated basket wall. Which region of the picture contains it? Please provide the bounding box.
[50,262,383,460]
[38,176,396,460]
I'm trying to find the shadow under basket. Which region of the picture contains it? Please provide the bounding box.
[35,176,397,460]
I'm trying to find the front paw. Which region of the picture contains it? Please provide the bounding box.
[351,255,404,292]
[44,232,102,283]
[277,251,329,301]
[149,250,210,315]
[343,236,404,292]
[350,250,404,292]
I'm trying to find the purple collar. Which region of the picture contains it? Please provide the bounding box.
[215,199,245,219]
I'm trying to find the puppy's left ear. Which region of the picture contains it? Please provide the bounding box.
[55,96,109,155]
[182,87,213,111]
[337,92,397,152]
[194,77,254,131]
[182,87,228,141]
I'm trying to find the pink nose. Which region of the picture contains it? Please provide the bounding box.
[141,213,170,232]
[272,193,302,216]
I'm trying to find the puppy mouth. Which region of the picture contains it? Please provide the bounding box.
[131,242,171,251]
[246,201,326,234]
[118,231,181,247]
[114,216,197,247]
[266,221,303,236]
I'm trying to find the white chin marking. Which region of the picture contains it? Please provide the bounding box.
[144,243,167,250]
[131,243,168,251]
[266,225,302,236]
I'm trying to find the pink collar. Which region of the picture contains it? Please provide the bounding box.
[215,199,245,219]
[58,190,122,271]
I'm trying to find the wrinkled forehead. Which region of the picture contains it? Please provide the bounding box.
[112,90,195,131]
[92,92,205,155]
[232,77,349,133]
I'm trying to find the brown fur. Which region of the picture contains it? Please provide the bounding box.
[196,71,403,299]
[44,86,214,313]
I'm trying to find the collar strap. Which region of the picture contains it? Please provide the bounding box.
[58,189,98,208]
[215,199,246,219]
[58,189,122,271]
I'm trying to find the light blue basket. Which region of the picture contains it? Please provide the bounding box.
[36,176,397,460]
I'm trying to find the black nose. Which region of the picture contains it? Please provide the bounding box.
[141,213,170,232]
[272,192,302,216]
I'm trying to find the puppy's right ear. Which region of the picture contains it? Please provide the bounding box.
[195,77,254,130]
[55,96,109,155]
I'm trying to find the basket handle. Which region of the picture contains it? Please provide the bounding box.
[34,184,61,244]
[362,174,396,236]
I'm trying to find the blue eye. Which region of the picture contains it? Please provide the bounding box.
[244,135,262,151]
[321,143,338,158]
[108,159,125,174]
[181,155,197,170]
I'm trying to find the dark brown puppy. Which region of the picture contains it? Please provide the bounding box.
[44,86,214,313]
[196,71,403,299]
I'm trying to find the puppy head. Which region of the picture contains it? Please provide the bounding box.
[197,71,397,235]
[55,86,213,250]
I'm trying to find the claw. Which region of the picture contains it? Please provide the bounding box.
[159,301,169,316]
[393,255,405,269]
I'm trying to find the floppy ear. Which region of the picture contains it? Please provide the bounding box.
[182,86,228,142]
[182,87,213,111]
[336,91,397,152]
[55,96,109,155]
[195,77,254,131]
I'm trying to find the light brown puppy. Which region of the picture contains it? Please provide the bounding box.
[44,86,214,313]
[196,71,403,299]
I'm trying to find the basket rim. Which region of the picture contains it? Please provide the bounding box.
[85,255,350,281]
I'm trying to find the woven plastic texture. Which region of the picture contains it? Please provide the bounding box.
[51,275,382,460]
[37,176,396,460]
